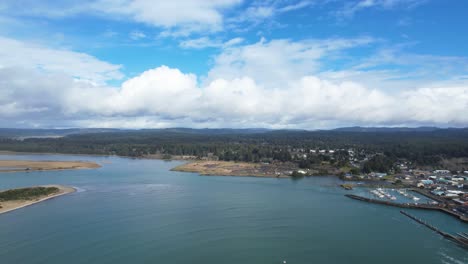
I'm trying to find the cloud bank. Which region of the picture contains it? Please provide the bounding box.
[0,36,467,129]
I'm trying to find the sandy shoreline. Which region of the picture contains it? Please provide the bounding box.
[171,160,291,178]
[0,160,101,173]
[0,185,76,215]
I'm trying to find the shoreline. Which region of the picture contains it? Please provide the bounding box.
[171,160,293,178]
[0,160,101,173]
[0,150,114,158]
[0,185,76,215]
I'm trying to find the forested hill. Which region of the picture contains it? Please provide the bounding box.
[0,128,468,167]
[331,126,444,132]
[0,128,122,139]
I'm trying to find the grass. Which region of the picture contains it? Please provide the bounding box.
[0,187,59,201]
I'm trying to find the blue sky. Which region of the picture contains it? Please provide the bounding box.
[0,0,467,129]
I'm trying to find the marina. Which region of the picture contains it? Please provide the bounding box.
[345,193,468,223]
[366,188,435,204]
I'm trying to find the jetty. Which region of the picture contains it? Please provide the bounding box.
[345,194,468,223]
[400,210,468,249]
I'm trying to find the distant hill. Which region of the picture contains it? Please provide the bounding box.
[0,127,272,139]
[1,126,467,139]
[141,128,272,135]
[0,128,123,139]
[331,126,444,132]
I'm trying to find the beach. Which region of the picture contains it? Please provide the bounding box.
[0,185,76,215]
[0,160,101,173]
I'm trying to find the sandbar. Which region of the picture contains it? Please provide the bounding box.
[0,160,100,173]
[0,185,76,215]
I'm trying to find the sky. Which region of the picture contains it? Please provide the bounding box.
[0,0,467,129]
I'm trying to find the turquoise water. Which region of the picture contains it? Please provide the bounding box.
[0,154,466,264]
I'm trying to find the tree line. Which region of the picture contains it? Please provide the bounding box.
[1,129,468,173]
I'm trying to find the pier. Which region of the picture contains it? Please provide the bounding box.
[400,211,468,249]
[345,194,468,223]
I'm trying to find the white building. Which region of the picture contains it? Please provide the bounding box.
[433,170,450,174]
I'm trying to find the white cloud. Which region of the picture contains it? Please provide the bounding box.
[205,37,375,88]
[179,37,244,49]
[2,63,468,129]
[0,0,242,35]
[179,37,222,49]
[278,1,313,12]
[0,37,123,84]
[1,36,468,129]
[94,0,241,30]
[129,30,146,40]
[335,0,427,18]
[229,0,312,28]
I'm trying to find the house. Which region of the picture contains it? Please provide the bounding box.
[446,190,464,195]
[370,172,387,178]
[449,181,460,186]
[452,199,468,205]
[434,170,450,174]
[431,190,445,196]
[421,179,434,185]
[437,178,449,184]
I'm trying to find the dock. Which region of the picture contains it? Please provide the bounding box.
[400,210,468,249]
[345,194,468,223]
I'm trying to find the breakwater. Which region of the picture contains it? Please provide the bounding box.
[400,211,468,249]
[345,194,468,223]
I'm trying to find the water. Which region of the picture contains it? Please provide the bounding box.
[0,154,466,264]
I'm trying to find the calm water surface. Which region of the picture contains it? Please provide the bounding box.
[0,154,467,264]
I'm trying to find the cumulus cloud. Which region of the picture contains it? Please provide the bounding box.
[1,36,468,129]
[2,64,468,129]
[205,37,375,88]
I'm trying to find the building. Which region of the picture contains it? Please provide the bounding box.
[433,170,450,174]
[421,179,434,185]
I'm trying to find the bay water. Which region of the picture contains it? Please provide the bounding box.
[0,154,466,264]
